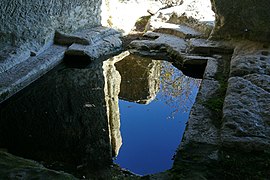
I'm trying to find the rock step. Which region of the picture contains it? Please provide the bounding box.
[55,26,121,46]
[0,45,67,103]
[65,34,122,59]
[56,26,123,60]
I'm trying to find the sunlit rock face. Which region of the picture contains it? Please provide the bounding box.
[101,0,184,34]
[0,0,102,52]
[0,59,122,170]
[146,0,215,38]
[211,0,270,41]
[101,0,161,34]
[115,55,161,104]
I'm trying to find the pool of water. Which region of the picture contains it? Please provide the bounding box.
[114,55,200,175]
[0,52,201,177]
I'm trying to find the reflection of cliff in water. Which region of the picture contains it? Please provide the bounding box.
[0,54,125,174]
[113,54,201,175]
[0,51,199,176]
[103,52,130,157]
[115,55,161,104]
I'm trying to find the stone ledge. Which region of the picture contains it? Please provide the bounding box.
[0,26,123,103]
[55,26,121,46]
[0,45,67,103]
[65,34,122,59]
[0,46,30,74]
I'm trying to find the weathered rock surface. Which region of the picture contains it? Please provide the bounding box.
[222,42,270,151]
[0,1,118,105]
[172,41,270,179]
[159,0,184,7]
[222,76,270,150]
[230,42,270,77]
[0,46,30,74]
[132,14,270,177]
[211,0,270,42]
[128,32,231,80]
[174,53,229,180]
[55,26,120,46]
[0,0,102,52]
[244,74,270,93]
[66,36,122,59]
[181,79,220,147]
[0,151,76,179]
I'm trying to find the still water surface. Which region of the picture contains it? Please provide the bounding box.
[0,52,200,176]
[114,55,200,175]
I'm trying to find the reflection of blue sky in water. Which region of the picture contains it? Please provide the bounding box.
[114,61,201,175]
[158,61,201,119]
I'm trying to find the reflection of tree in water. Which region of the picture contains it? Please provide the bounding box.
[156,61,201,119]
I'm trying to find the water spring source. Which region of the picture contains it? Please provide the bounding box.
[0,52,201,176]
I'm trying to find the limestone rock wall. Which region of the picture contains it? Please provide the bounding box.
[0,0,102,52]
[211,0,270,41]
